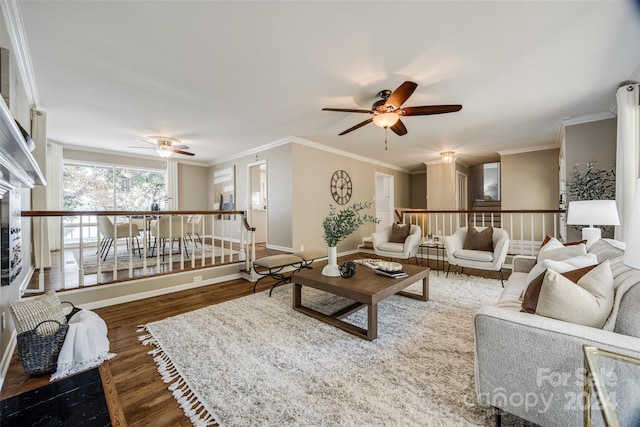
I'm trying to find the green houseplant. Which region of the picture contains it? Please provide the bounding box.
[321,202,378,276]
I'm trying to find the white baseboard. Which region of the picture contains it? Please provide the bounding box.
[0,330,17,391]
[267,243,292,252]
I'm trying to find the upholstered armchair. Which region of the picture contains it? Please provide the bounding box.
[372,224,422,265]
[150,216,191,260]
[97,216,141,261]
[444,226,509,284]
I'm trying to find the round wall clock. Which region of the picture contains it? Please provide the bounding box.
[330,170,352,205]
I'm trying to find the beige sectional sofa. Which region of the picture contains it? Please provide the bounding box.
[474,239,640,426]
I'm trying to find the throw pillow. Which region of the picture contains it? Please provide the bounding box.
[9,290,67,335]
[522,261,614,328]
[462,227,494,252]
[537,237,587,263]
[524,254,599,290]
[541,235,587,247]
[521,264,597,313]
[389,223,411,243]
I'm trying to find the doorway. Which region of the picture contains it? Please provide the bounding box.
[456,171,468,210]
[375,172,394,231]
[248,161,267,244]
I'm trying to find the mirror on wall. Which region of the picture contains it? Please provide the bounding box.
[471,162,501,202]
[483,162,500,201]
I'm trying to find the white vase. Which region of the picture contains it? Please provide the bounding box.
[322,246,341,277]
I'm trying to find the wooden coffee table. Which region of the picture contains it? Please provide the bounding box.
[292,262,429,341]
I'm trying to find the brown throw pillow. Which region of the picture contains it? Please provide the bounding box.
[521,264,598,314]
[462,227,494,252]
[541,235,587,247]
[389,223,411,243]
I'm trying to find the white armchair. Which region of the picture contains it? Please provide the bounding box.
[444,226,509,284]
[372,224,422,265]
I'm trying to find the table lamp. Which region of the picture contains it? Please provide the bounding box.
[567,200,620,248]
[624,179,640,270]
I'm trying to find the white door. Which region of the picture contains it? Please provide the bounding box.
[375,173,394,231]
[456,171,468,210]
[248,161,268,244]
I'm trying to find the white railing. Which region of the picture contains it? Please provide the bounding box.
[398,208,565,256]
[22,210,256,292]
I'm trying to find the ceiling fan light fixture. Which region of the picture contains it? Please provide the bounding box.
[156,146,173,158]
[372,112,399,128]
[440,151,455,163]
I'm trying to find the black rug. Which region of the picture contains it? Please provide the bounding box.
[0,368,111,426]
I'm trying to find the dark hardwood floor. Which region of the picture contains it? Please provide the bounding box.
[2,251,508,426]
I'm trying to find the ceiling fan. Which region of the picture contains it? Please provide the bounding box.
[131,136,195,158]
[322,81,462,137]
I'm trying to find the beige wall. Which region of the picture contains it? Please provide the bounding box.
[501,149,559,210]
[564,118,616,175]
[291,143,410,253]
[178,163,209,210]
[501,149,560,240]
[209,143,293,250]
[410,172,426,209]
[426,162,457,210]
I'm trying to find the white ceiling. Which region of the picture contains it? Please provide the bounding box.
[16,1,640,171]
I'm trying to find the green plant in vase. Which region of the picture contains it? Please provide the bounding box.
[322,202,379,276]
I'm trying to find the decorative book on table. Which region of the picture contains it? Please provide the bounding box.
[374,269,408,279]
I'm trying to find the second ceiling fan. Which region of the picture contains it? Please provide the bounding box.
[322,81,462,137]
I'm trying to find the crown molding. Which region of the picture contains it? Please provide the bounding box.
[558,111,615,127]
[0,0,39,108]
[212,135,409,173]
[497,144,559,156]
[60,142,209,167]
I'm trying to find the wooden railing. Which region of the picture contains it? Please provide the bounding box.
[398,208,565,256]
[21,210,256,291]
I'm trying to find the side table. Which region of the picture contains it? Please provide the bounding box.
[419,241,445,275]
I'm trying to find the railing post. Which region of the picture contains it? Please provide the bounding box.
[78,215,84,287]
[238,213,246,262]
[38,217,44,292]
[59,215,65,289]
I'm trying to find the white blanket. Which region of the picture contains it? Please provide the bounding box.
[51,309,116,381]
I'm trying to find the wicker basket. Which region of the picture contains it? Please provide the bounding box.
[17,320,68,375]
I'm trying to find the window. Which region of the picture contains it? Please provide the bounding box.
[63,162,166,244]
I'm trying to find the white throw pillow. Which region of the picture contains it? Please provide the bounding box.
[536,260,614,328]
[537,237,587,263]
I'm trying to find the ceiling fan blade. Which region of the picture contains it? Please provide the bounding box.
[129,146,156,149]
[390,119,408,136]
[401,105,463,116]
[385,81,418,109]
[338,118,373,135]
[171,144,190,150]
[322,108,374,114]
[171,149,195,156]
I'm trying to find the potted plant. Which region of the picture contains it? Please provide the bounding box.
[321,202,378,276]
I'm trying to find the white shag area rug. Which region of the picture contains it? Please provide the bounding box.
[139,272,516,426]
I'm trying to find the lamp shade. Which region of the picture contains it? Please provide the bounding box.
[372,112,399,128]
[566,200,620,226]
[156,147,173,158]
[624,179,640,269]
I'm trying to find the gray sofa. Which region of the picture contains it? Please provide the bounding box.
[474,239,640,426]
